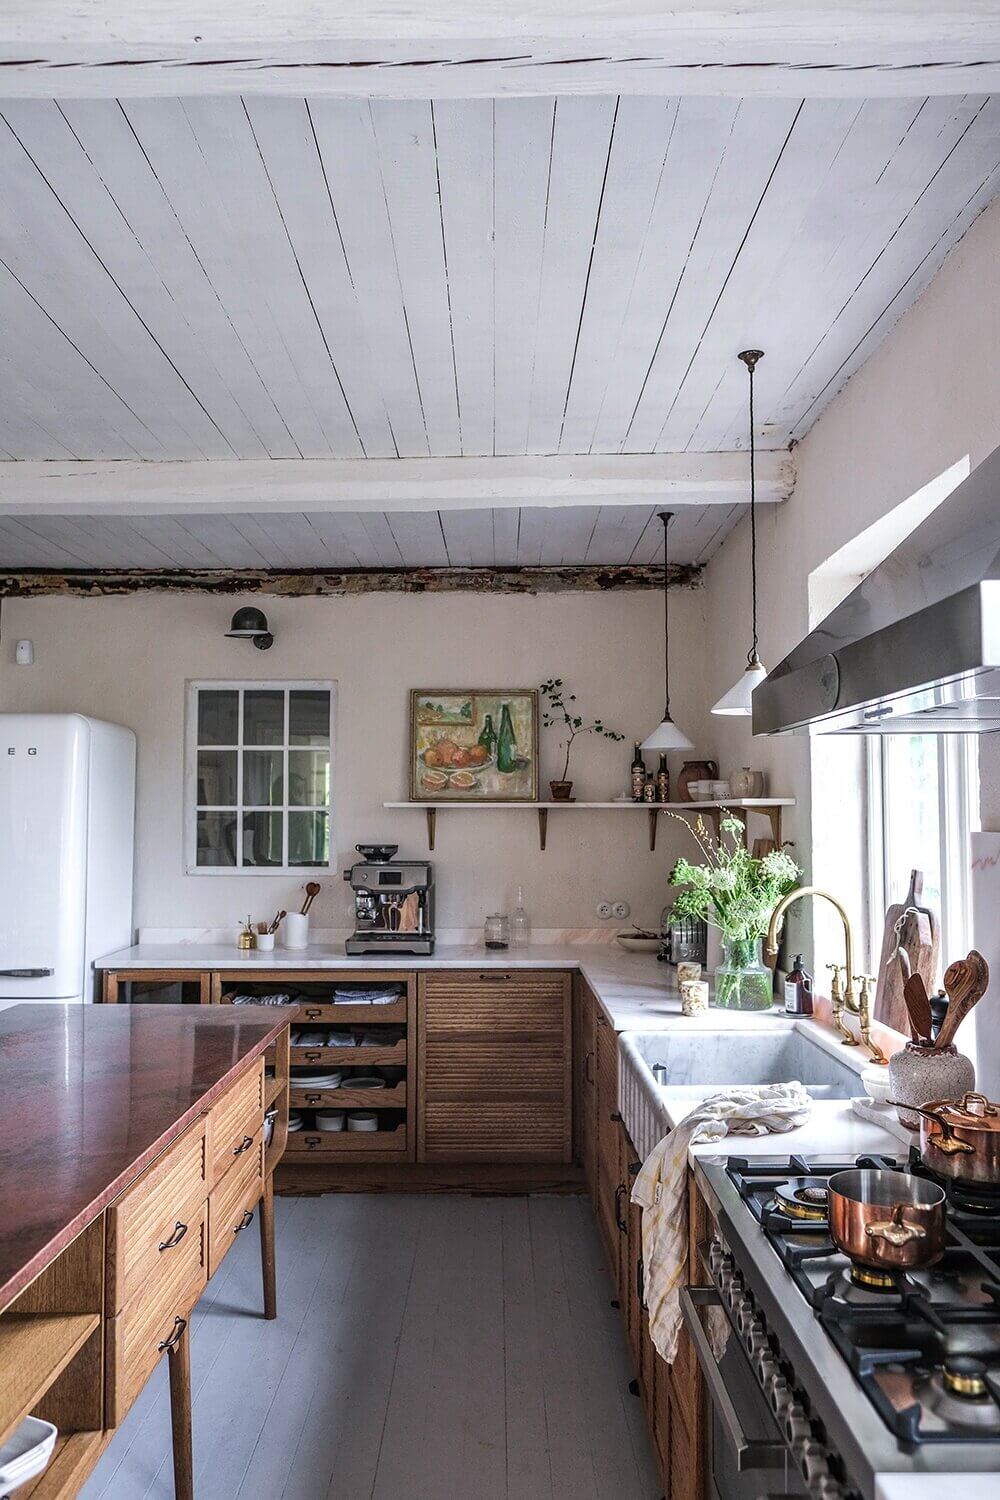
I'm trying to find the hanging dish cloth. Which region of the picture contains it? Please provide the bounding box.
[631,1082,811,1364]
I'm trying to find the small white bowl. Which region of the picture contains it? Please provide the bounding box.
[315,1110,346,1132]
[861,1065,894,1103]
[0,1418,58,1492]
[347,1111,380,1132]
[615,932,660,954]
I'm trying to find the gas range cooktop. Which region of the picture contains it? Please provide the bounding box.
[727,1151,1000,1447]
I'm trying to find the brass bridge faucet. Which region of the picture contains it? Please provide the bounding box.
[765,886,888,1066]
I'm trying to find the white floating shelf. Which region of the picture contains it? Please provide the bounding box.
[382,798,794,851]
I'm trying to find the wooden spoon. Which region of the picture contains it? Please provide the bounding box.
[903,973,933,1042]
[935,950,990,1050]
[300,881,321,916]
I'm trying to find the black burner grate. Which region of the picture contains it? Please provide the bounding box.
[726,1153,1000,1446]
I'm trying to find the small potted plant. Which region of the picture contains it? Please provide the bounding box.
[540,678,624,800]
[668,815,800,1009]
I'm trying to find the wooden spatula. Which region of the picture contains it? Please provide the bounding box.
[903,973,933,1042]
[935,951,990,1050]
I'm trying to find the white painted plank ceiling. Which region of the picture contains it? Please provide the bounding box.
[0,94,997,466]
[0,505,736,570]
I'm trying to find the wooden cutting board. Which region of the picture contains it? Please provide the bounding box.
[873,869,940,1037]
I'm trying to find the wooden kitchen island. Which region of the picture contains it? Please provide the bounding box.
[0,1003,293,1500]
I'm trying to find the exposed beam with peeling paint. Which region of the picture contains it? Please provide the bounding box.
[0,562,702,598]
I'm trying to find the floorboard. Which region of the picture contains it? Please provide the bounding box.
[80,1194,661,1500]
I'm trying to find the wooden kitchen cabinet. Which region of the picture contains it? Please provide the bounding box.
[418,971,572,1161]
[574,976,598,1195]
[595,1008,623,1278]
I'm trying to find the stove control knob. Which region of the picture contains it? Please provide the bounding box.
[784,1403,812,1446]
[810,1478,845,1500]
[736,1300,758,1337]
[754,1346,778,1385]
[743,1321,768,1360]
[708,1240,728,1277]
[766,1375,794,1422]
[797,1439,830,1487]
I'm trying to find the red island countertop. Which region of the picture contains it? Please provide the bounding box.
[0,1002,294,1309]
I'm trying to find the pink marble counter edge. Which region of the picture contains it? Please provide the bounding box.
[0,1007,297,1311]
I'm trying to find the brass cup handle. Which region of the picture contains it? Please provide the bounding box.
[158,1220,188,1252]
[865,1204,926,1248]
[157,1315,187,1354]
[233,1134,254,1156]
[233,1208,254,1235]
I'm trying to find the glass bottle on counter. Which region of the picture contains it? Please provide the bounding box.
[631,743,646,801]
[783,953,814,1016]
[512,886,530,947]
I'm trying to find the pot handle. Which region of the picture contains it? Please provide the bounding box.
[955,1092,998,1117]
[893,1099,976,1156]
[865,1203,925,1248]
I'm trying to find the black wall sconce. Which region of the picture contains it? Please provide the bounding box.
[225,606,274,651]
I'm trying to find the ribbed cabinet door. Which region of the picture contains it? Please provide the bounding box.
[418,971,572,1162]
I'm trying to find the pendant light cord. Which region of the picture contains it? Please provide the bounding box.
[739,349,764,669]
[660,510,673,717]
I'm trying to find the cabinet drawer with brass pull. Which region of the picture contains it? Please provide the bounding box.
[205,1059,263,1187]
[106,1119,207,1313]
[207,1129,263,1276]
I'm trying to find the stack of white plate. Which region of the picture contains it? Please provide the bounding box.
[290,1069,342,1089]
[287,1111,304,1133]
[343,1075,385,1091]
[0,1418,58,1496]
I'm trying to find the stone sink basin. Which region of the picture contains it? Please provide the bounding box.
[618,1021,866,1162]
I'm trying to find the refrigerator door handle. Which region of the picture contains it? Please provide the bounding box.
[0,967,55,977]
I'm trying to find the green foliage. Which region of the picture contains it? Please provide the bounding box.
[539,677,625,781]
[668,815,800,944]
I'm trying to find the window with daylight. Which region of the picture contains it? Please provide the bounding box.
[186,683,334,872]
[866,733,979,965]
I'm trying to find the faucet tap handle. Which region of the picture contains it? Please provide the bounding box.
[825,962,844,1001]
[858,975,889,1066]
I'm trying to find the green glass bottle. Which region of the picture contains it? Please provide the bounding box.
[496,703,517,773]
[478,714,497,754]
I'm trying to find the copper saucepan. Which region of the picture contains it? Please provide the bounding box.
[828,1169,947,1271]
[914,1092,1000,1185]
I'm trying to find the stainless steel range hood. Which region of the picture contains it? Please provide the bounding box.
[753,444,1000,735]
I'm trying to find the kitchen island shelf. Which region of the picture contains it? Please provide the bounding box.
[383,797,794,851]
[0,1312,100,1448]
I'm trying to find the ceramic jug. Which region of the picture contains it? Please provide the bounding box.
[678,760,718,802]
[731,767,765,798]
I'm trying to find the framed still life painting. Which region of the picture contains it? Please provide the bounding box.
[409,689,539,802]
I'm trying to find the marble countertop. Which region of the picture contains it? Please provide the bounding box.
[0,1003,293,1310]
[661,1090,903,1158]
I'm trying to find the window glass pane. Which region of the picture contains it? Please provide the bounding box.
[288,810,329,866]
[289,749,329,807]
[196,810,237,866]
[197,689,238,746]
[289,690,330,746]
[243,811,283,866]
[243,749,284,807]
[196,750,237,806]
[243,690,285,745]
[883,735,942,915]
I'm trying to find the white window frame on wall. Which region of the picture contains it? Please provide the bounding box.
[865,733,980,967]
[184,680,336,875]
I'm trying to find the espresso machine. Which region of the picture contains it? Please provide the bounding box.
[344,844,435,955]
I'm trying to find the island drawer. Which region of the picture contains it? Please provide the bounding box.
[208,1131,263,1276]
[206,1059,264,1186]
[106,1202,208,1426]
[105,1119,207,1314]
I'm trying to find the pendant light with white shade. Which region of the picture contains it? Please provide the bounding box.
[641,510,694,753]
[712,348,768,717]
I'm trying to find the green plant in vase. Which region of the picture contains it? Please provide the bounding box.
[668,815,800,1010]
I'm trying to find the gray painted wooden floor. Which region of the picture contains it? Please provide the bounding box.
[81,1194,662,1500]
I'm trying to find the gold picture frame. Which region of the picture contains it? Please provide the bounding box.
[409,689,539,802]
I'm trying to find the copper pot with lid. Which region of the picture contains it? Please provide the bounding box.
[828,1168,947,1273]
[915,1091,1000,1185]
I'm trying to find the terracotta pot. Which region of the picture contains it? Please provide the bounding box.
[549,780,574,801]
[828,1168,946,1272]
[677,760,718,802]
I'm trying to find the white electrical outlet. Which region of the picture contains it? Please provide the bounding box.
[596,901,613,919]
[612,900,631,920]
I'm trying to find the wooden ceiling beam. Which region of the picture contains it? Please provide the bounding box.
[0,562,702,598]
[0,3,998,97]
[0,454,792,517]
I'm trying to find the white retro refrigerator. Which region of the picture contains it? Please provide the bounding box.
[0,714,135,1004]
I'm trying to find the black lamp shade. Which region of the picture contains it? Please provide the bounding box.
[226,607,270,638]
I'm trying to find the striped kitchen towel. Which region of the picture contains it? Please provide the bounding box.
[631,1082,811,1364]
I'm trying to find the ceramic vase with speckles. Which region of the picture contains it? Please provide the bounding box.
[889,1041,975,1130]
